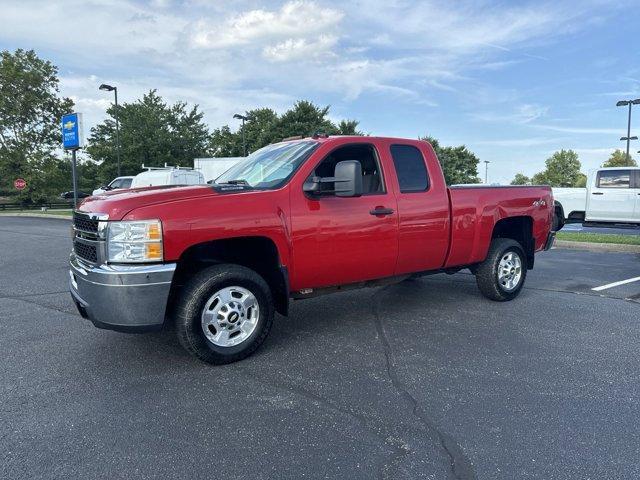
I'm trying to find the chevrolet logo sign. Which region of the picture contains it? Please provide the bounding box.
[64,120,75,130]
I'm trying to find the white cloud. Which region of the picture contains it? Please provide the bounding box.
[263,35,338,62]
[472,104,549,124]
[533,125,622,135]
[475,137,565,147]
[190,1,343,49]
[0,1,187,57]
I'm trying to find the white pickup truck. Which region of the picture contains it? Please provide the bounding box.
[554,167,640,225]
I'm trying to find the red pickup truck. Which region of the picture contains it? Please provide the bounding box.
[70,136,556,364]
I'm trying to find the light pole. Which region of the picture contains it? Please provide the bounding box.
[616,99,640,162]
[233,113,248,156]
[484,160,490,184]
[99,84,122,176]
[620,135,638,151]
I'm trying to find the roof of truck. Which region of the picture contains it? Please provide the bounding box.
[596,166,640,170]
[277,135,427,144]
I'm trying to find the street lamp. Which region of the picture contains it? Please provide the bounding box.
[484,160,490,184]
[616,98,640,162]
[233,113,248,157]
[99,83,122,176]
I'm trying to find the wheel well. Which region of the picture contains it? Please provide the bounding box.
[491,216,535,269]
[170,237,289,316]
[567,210,585,223]
[553,201,565,231]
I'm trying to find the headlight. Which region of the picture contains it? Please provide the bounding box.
[107,219,163,263]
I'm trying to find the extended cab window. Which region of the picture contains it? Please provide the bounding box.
[309,144,384,195]
[597,170,631,188]
[390,145,429,192]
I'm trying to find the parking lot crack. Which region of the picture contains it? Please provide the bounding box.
[372,289,477,480]
[0,290,68,300]
[238,367,412,476]
[7,296,77,317]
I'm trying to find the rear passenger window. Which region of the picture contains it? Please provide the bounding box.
[597,170,631,188]
[390,145,429,192]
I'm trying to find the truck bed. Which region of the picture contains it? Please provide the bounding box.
[445,185,554,268]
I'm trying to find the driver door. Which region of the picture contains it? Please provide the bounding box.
[289,141,399,290]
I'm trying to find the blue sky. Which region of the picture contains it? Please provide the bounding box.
[1,0,639,183]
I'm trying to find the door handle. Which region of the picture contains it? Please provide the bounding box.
[370,207,394,216]
[592,192,604,195]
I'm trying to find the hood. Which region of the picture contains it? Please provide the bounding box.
[77,185,218,220]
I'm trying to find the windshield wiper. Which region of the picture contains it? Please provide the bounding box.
[216,179,250,186]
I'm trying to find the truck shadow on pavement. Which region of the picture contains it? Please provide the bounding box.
[83,274,496,367]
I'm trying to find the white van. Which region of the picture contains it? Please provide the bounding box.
[92,176,134,195]
[131,166,205,189]
[553,167,640,224]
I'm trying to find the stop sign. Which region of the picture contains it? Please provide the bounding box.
[14,178,27,190]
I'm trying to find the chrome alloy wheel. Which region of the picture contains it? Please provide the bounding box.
[497,252,522,292]
[201,286,260,347]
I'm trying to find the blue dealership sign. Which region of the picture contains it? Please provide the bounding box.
[61,112,84,150]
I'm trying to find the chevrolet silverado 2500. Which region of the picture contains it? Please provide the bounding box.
[69,136,556,364]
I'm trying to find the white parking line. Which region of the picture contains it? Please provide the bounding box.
[592,276,640,292]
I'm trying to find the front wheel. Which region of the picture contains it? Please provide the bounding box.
[475,239,527,301]
[174,264,274,364]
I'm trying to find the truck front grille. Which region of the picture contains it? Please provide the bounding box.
[73,213,99,234]
[72,212,107,264]
[74,241,98,263]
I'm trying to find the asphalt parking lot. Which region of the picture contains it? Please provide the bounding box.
[1,217,639,480]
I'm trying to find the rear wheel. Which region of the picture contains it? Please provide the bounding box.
[175,264,274,364]
[475,238,527,301]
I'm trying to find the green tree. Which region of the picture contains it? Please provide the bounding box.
[421,136,480,185]
[209,101,362,157]
[210,108,280,157]
[531,149,583,187]
[510,173,531,185]
[574,173,587,188]
[0,49,74,202]
[602,149,637,167]
[87,90,211,183]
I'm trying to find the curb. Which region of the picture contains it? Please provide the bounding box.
[554,239,640,253]
[0,213,71,220]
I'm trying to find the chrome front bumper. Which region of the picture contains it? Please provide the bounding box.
[69,252,176,332]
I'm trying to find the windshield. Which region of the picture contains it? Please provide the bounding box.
[215,141,318,189]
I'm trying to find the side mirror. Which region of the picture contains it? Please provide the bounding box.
[334,160,363,197]
[101,185,111,191]
[303,160,363,197]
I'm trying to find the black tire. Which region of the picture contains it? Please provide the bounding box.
[175,264,274,365]
[475,238,527,301]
